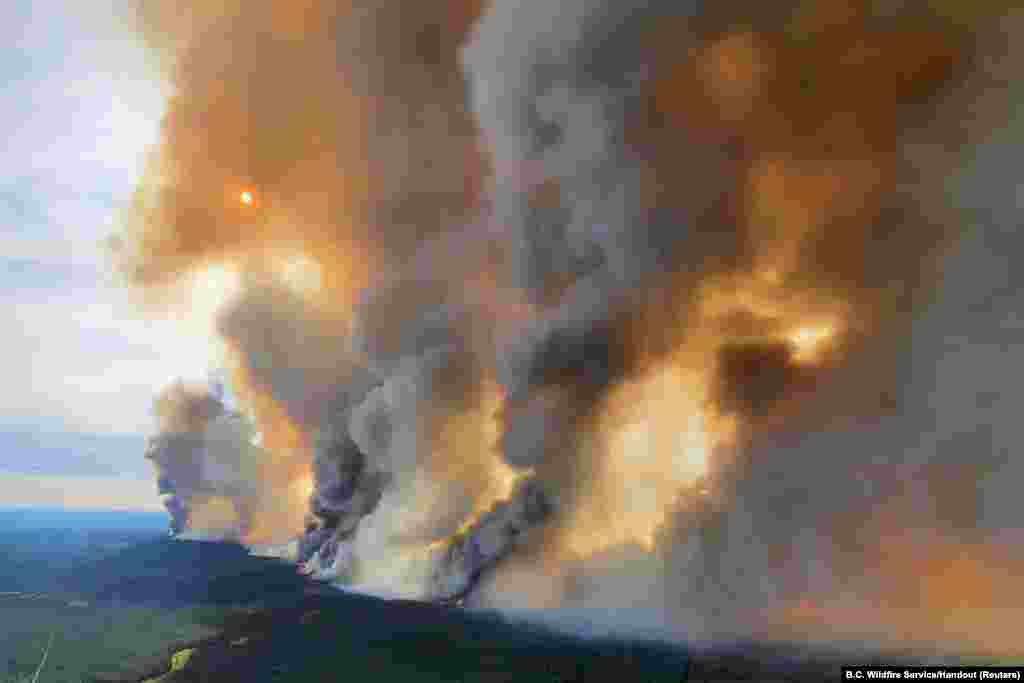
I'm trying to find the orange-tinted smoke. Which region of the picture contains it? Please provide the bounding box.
[512,1,1018,646]
[626,0,977,413]
[119,0,491,539]
[121,0,487,301]
[119,0,1023,649]
[778,508,1024,656]
[222,339,311,542]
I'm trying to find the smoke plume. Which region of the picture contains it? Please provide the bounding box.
[145,380,307,541]
[118,0,1023,653]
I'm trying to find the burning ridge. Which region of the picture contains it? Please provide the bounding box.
[121,0,1024,651]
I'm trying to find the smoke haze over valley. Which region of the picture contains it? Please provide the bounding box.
[4,0,1023,666]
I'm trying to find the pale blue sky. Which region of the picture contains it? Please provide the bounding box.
[0,1,217,509]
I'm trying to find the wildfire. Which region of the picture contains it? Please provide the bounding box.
[220,341,313,542]
[425,377,532,551]
[426,463,531,552]
[787,322,837,364]
[694,270,847,371]
[294,472,316,503]
[186,495,243,538]
[567,362,735,556]
[225,344,307,455]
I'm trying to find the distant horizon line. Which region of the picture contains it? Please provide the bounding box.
[0,503,167,514]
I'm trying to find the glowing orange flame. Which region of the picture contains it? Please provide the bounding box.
[294,472,316,503]
[568,362,736,556]
[787,322,837,364]
[425,377,532,551]
[694,271,847,368]
[221,340,312,543]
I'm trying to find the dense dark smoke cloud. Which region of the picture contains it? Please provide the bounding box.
[119,0,1023,654]
[459,0,1012,625]
[645,10,1024,648]
[145,381,275,540]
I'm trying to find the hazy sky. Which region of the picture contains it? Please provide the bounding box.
[0,1,215,510]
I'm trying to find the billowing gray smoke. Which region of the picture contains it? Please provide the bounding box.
[146,381,269,539]
[121,0,1024,653]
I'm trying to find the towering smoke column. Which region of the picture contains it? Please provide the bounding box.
[118,0,1023,653]
[146,380,310,542]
